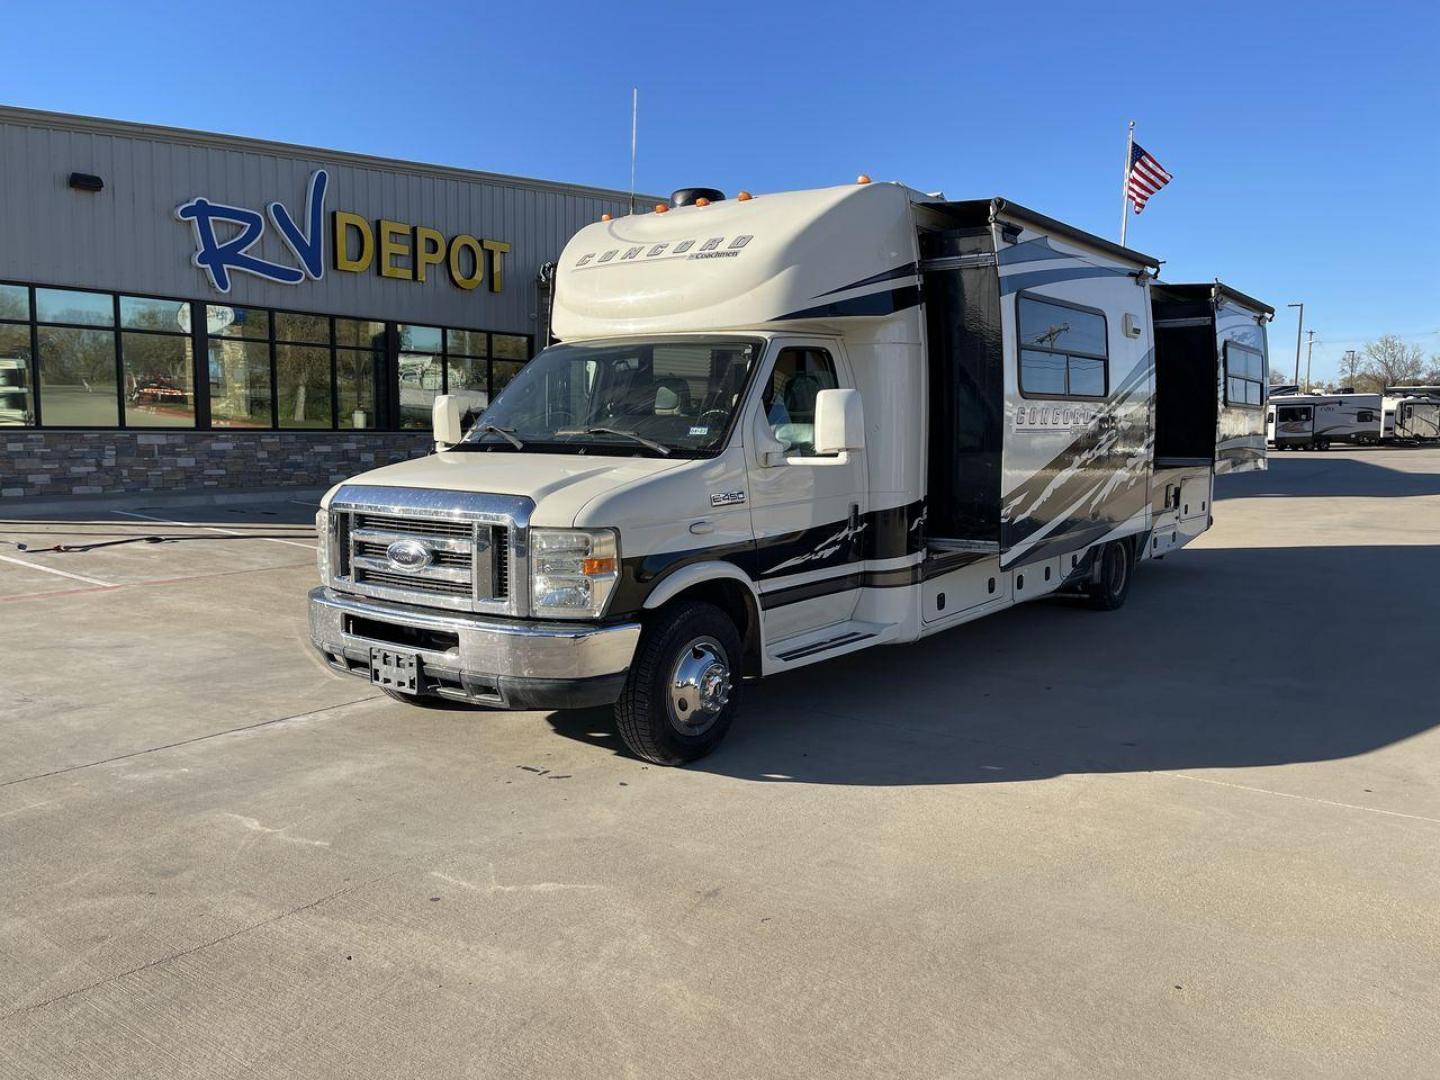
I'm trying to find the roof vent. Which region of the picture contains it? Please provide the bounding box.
[671,187,725,208]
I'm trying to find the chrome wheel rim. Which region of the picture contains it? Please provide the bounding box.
[667,636,731,735]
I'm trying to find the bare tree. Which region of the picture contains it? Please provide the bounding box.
[1358,335,1426,392]
[1338,349,1363,389]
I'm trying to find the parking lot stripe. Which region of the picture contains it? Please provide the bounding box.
[0,551,115,587]
[1167,772,1440,826]
[113,509,317,549]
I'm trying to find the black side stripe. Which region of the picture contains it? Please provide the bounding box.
[812,263,919,298]
[760,565,925,610]
[775,284,921,322]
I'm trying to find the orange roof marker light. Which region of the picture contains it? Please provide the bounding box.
[654,204,669,213]
[856,174,872,185]
[695,197,711,207]
[601,213,613,221]
[737,190,754,201]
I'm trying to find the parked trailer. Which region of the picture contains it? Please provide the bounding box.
[308,180,1270,764]
[1382,386,1440,442]
[1266,392,1382,449]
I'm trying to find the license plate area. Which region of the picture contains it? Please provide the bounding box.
[369,647,419,693]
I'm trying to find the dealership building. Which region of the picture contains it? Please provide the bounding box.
[0,106,651,499]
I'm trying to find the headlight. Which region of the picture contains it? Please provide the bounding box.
[529,528,619,618]
[315,508,330,582]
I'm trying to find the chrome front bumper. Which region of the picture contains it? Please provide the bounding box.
[309,587,640,709]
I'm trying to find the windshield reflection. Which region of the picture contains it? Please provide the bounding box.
[461,338,762,456]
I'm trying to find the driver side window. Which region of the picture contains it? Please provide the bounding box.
[763,347,839,457]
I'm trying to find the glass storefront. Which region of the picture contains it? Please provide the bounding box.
[0,280,531,429]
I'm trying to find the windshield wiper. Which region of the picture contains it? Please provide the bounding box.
[555,427,671,456]
[472,423,524,449]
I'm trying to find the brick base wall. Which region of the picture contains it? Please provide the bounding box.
[0,431,434,499]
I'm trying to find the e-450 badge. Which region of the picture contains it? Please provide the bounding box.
[710,491,746,507]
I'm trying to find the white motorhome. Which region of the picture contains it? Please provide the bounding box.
[1266,392,1382,449]
[1382,386,1440,442]
[309,181,1269,764]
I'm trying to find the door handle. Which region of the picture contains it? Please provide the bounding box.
[689,520,715,536]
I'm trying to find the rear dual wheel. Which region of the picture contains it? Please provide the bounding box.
[1085,540,1133,611]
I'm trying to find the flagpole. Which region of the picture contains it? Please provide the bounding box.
[1119,120,1135,247]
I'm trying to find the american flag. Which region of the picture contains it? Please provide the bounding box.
[1127,142,1172,214]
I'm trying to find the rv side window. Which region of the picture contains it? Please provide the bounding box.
[1356,409,1376,423]
[1016,293,1108,399]
[1224,341,1265,408]
[763,347,840,457]
[1276,405,1311,423]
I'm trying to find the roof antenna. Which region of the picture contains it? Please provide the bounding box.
[629,87,638,216]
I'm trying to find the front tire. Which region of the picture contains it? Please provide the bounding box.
[615,601,742,765]
[1085,540,1133,611]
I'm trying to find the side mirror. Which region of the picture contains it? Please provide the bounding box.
[814,388,865,454]
[432,394,465,449]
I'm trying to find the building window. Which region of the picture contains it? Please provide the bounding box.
[2,279,531,432]
[0,284,33,426]
[120,296,195,427]
[336,319,384,430]
[397,324,444,430]
[1017,293,1109,399]
[1224,341,1264,407]
[35,289,120,427]
[208,306,273,428]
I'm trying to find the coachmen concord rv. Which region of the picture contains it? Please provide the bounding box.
[309,180,1270,764]
[1266,392,1382,449]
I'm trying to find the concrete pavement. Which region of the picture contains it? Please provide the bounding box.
[1,448,1437,1078]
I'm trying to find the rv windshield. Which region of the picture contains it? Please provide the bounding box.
[458,337,763,457]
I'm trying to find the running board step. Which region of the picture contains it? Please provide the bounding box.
[774,630,877,663]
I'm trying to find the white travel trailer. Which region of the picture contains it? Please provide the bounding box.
[1266,392,1383,449]
[1382,386,1440,442]
[309,180,1269,764]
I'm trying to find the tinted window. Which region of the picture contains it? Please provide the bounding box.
[763,347,841,457]
[38,327,118,425]
[1017,294,1108,399]
[36,288,113,327]
[0,284,28,322]
[1019,297,1106,356]
[1224,342,1265,408]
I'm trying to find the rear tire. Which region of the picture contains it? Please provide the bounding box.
[615,601,742,765]
[1085,540,1133,611]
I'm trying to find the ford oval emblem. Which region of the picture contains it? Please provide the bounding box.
[385,538,433,573]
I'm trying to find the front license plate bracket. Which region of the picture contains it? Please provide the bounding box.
[369,647,419,694]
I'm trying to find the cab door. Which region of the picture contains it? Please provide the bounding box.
[743,339,869,639]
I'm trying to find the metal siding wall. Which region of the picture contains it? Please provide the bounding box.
[0,114,639,335]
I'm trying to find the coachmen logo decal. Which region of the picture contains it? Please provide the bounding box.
[575,235,753,268]
[385,539,434,573]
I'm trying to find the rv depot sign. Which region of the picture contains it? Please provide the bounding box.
[176,170,510,295]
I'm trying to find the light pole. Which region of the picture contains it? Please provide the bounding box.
[1287,302,1304,385]
[1305,330,1316,392]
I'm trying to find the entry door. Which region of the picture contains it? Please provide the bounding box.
[744,340,869,639]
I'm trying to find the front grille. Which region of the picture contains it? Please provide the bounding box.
[337,510,513,611]
[355,512,474,539]
[355,567,473,596]
[355,539,470,568]
[327,486,530,615]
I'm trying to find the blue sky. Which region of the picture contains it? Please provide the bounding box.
[2,0,1436,381]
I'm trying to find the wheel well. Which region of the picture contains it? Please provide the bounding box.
[652,579,762,677]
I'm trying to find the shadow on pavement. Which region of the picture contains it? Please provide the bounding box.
[1218,451,1440,499]
[547,543,1439,785]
